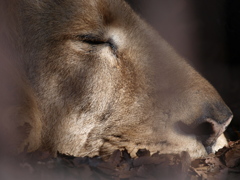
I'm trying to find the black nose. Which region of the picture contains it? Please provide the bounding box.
[195,102,232,151]
[202,101,233,125]
[178,102,233,153]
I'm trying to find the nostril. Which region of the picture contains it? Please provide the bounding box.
[194,122,214,136]
[202,116,233,145]
[193,122,217,151]
[177,121,216,145]
[177,121,214,136]
[177,115,233,152]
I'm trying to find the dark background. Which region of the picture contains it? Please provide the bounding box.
[126,0,240,140]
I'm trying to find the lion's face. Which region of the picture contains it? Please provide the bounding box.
[16,0,232,158]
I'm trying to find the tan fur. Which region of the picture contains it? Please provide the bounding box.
[6,0,232,159]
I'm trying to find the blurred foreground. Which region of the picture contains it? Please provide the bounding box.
[1,140,240,180]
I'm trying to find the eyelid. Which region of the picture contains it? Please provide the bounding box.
[76,34,117,55]
[77,34,105,44]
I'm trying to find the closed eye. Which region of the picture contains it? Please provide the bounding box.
[76,34,118,56]
[77,34,105,45]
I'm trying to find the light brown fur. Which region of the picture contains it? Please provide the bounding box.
[5,0,232,159]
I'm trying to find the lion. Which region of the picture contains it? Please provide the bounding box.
[2,0,232,159]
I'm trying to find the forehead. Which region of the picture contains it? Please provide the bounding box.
[39,0,133,34]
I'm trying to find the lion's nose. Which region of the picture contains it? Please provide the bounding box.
[178,102,233,153]
[194,115,232,151]
[193,102,233,152]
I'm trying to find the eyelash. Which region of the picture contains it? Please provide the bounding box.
[77,34,117,54]
[77,35,105,45]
